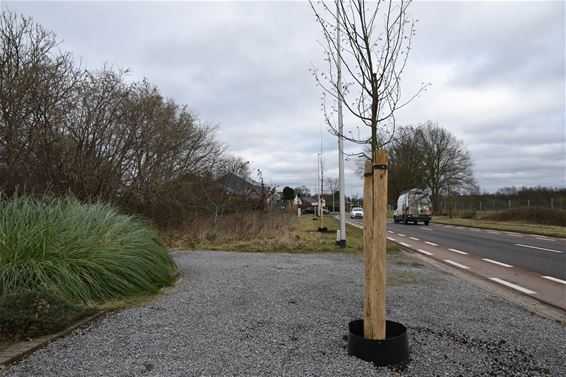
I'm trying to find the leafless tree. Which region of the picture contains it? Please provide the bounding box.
[387,126,426,203]
[325,177,339,210]
[0,10,260,227]
[120,80,226,218]
[59,68,133,201]
[215,155,250,178]
[416,122,477,211]
[355,123,477,209]
[294,185,311,198]
[310,0,429,159]
[0,11,78,194]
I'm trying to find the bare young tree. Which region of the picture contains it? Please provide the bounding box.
[310,0,429,158]
[310,1,428,343]
[325,177,339,210]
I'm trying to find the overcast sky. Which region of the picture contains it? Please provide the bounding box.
[3,0,565,196]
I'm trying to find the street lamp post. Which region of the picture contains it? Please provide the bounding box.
[336,0,346,247]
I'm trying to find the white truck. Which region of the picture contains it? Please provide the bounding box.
[393,189,432,225]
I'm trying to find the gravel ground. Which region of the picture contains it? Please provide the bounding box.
[1,250,564,376]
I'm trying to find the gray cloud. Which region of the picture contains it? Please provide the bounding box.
[5,0,565,195]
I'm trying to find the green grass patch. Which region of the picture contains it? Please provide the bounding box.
[433,216,566,238]
[0,196,177,305]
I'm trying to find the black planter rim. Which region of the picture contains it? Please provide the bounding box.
[347,319,409,366]
[348,319,407,342]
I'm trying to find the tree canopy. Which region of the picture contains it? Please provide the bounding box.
[282,186,296,202]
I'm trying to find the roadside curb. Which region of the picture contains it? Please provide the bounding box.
[0,311,108,368]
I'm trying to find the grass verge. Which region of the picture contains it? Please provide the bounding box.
[432,216,566,238]
[175,212,399,254]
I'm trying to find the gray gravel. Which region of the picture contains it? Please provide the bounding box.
[1,250,564,376]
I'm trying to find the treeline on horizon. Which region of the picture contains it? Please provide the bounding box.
[446,186,566,210]
[0,12,252,226]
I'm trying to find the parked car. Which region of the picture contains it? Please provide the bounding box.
[393,189,432,225]
[302,207,315,214]
[350,207,363,219]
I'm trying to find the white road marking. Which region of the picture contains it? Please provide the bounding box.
[400,242,410,247]
[506,232,523,237]
[425,241,438,246]
[388,231,394,234]
[541,276,566,285]
[535,237,554,242]
[514,244,563,254]
[487,230,500,234]
[387,237,396,241]
[456,226,465,230]
[417,249,434,256]
[482,258,513,268]
[419,227,433,231]
[471,229,481,232]
[443,260,470,269]
[410,237,419,241]
[448,248,468,255]
[489,278,536,294]
[397,233,406,237]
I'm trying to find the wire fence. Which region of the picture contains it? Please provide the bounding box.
[438,197,565,213]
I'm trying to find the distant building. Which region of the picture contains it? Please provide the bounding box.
[215,172,278,208]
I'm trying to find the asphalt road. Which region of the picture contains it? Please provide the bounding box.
[387,222,566,279]
[348,218,566,310]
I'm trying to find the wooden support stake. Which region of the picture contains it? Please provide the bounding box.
[367,149,388,340]
[363,159,374,338]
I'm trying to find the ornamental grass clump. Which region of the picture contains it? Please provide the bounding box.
[0,196,177,305]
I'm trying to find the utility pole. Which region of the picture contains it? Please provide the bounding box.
[317,152,321,218]
[336,0,346,247]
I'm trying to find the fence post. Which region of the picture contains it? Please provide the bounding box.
[551,198,554,209]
